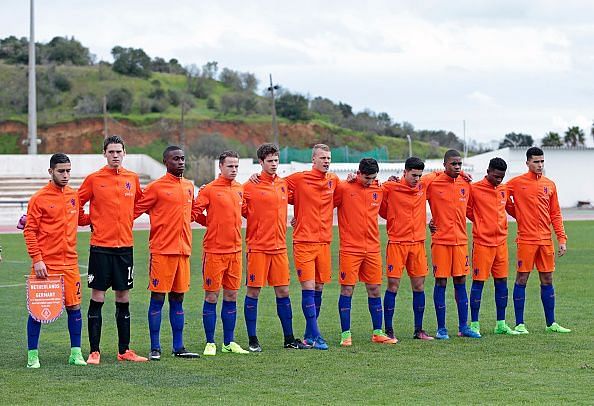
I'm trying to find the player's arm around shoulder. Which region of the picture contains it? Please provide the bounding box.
[133,180,158,219]
[333,179,345,208]
[192,182,211,225]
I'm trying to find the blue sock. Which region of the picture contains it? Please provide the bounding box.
[276,296,293,337]
[66,308,82,348]
[470,281,484,323]
[433,284,446,329]
[221,300,237,346]
[314,290,322,319]
[513,283,526,325]
[368,297,383,331]
[302,290,320,339]
[540,284,555,326]
[383,290,396,330]
[202,301,217,343]
[494,280,508,321]
[412,291,425,330]
[169,300,185,352]
[244,296,258,338]
[338,294,352,332]
[148,297,164,350]
[27,315,41,350]
[454,283,469,329]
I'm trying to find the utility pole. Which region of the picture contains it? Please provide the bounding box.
[463,120,468,159]
[103,95,108,138]
[27,0,37,154]
[267,74,280,147]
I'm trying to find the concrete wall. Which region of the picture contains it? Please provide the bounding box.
[0,154,165,179]
[465,147,594,208]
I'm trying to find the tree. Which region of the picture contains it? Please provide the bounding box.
[499,132,534,148]
[275,92,311,121]
[563,126,585,147]
[541,131,563,147]
[0,36,33,64]
[219,68,242,91]
[202,61,218,79]
[111,46,151,78]
[44,36,91,65]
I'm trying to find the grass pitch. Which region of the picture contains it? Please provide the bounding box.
[0,223,592,404]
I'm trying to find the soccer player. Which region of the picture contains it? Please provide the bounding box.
[78,135,147,364]
[379,157,435,341]
[506,147,570,334]
[426,149,481,339]
[134,145,200,360]
[285,144,339,350]
[466,158,519,336]
[23,153,89,368]
[194,150,249,356]
[241,143,310,351]
[334,158,397,346]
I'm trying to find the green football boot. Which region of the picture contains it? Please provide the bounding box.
[27,349,40,369]
[545,322,571,333]
[494,320,520,335]
[68,347,87,366]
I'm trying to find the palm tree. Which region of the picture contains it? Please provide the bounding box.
[564,126,585,147]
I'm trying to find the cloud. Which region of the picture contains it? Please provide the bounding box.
[467,91,497,106]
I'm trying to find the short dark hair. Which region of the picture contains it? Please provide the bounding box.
[50,153,70,168]
[103,135,125,152]
[488,157,507,172]
[257,143,279,161]
[163,145,183,160]
[358,158,379,175]
[405,157,425,171]
[444,149,461,162]
[218,150,240,165]
[526,146,544,160]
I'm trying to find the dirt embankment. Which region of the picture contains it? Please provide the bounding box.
[0,119,339,153]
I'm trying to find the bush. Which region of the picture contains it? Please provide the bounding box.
[73,94,102,115]
[206,97,216,110]
[106,87,133,114]
[53,72,71,92]
[168,89,180,106]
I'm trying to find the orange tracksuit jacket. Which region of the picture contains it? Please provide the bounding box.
[193,175,243,254]
[242,172,288,253]
[333,180,382,253]
[379,172,439,243]
[466,177,509,247]
[286,168,339,244]
[506,172,567,245]
[78,166,142,248]
[133,172,195,255]
[24,182,89,266]
[426,172,472,245]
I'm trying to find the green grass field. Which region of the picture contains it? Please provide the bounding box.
[0,223,592,404]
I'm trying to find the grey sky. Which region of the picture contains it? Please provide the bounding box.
[1,0,593,146]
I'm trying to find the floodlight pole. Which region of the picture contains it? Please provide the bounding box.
[27,0,37,154]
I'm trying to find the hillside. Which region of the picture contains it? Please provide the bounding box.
[0,62,447,161]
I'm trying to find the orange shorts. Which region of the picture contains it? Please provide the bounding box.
[386,242,428,279]
[246,250,290,287]
[431,244,469,278]
[30,265,82,307]
[471,242,509,281]
[517,243,555,273]
[202,252,242,291]
[148,254,190,293]
[293,243,331,284]
[338,251,382,285]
